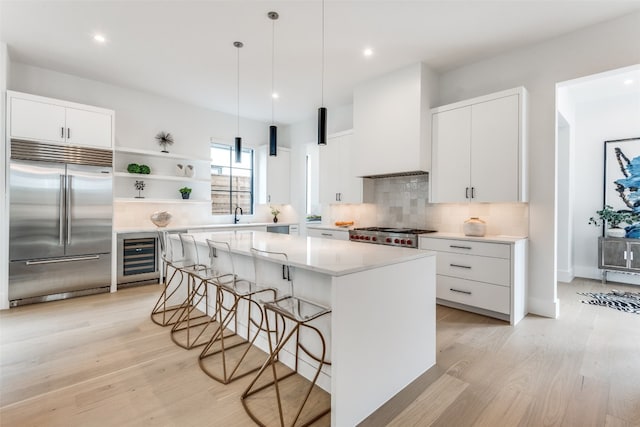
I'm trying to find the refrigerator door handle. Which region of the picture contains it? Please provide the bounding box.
[66,175,72,245]
[25,255,101,265]
[59,174,65,246]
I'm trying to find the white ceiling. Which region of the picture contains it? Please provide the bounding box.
[2,1,640,125]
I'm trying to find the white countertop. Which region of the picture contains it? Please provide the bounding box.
[115,222,296,234]
[419,231,527,244]
[185,230,434,277]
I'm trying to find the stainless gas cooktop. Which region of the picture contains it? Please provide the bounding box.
[348,227,436,248]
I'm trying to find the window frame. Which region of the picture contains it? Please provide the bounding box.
[210,142,254,215]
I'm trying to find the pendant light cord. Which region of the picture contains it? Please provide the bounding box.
[237,45,240,135]
[271,16,276,125]
[321,0,325,108]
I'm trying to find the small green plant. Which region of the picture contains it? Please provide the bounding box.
[127,163,140,173]
[270,206,280,217]
[589,205,638,228]
[127,163,150,174]
[179,187,192,195]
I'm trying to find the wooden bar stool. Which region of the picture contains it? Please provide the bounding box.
[151,230,198,327]
[170,234,230,350]
[198,239,278,384]
[241,248,332,427]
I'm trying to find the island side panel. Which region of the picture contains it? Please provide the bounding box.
[330,255,436,427]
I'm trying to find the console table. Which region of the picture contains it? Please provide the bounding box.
[598,236,640,283]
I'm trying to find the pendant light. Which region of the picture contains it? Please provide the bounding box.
[317,0,327,146]
[234,41,243,163]
[268,11,279,156]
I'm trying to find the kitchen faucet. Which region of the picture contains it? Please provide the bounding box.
[234,206,243,224]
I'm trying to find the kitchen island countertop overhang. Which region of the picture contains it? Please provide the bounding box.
[173,230,436,426]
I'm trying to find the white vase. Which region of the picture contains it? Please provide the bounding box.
[185,164,195,177]
[176,164,184,176]
[463,217,486,237]
[606,228,626,238]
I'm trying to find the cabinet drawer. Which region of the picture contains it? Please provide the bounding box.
[436,252,510,286]
[436,275,510,314]
[307,228,349,241]
[420,237,510,259]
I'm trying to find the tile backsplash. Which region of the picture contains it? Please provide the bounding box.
[326,175,529,237]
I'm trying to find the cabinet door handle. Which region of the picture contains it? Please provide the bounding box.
[471,187,475,198]
[449,245,472,250]
[268,195,271,203]
[321,233,333,237]
[631,251,634,261]
[61,127,65,138]
[624,250,627,260]
[338,193,342,201]
[450,288,472,295]
[465,187,469,199]
[67,128,71,139]
[450,263,472,269]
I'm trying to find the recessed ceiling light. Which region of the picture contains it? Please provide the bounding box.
[272,92,279,99]
[363,48,373,57]
[93,34,106,44]
[624,79,635,85]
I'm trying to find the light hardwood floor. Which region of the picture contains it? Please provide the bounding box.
[1,278,639,426]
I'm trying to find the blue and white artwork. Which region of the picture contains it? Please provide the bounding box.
[605,138,640,238]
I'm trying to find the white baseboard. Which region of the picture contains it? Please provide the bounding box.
[557,268,574,283]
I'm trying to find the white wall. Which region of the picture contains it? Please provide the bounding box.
[572,92,640,283]
[438,11,640,318]
[556,114,573,282]
[8,62,281,226]
[0,42,9,309]
[556,86,577,283]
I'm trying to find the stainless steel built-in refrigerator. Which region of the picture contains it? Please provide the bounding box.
[9,141,113,306]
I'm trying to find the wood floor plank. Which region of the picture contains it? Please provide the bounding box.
[387,373,469,427]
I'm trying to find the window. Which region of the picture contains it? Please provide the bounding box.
[210,143,253,215]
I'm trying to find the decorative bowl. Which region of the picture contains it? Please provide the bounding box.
[150,211,172,227]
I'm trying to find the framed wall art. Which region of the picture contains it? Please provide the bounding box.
[604,137,640,237]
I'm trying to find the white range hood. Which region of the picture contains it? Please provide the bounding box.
[353,63,439,178]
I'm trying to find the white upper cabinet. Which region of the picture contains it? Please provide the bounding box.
[319,131,362,204]
[431,87,527,203]
[8,91,114,149]
[353,63,438,177]
[256,145,290,205]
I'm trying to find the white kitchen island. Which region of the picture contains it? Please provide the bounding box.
[182,230,436,427]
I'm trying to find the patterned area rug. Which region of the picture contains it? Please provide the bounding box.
[578,290,640,314]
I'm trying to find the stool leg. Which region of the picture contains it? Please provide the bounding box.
[170,275,212,349]
[151,264,186,326]
[199,288,277,384]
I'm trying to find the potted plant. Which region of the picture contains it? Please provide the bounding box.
[179,187,192,200]
[589,205,638,237]
[270,206,280,223]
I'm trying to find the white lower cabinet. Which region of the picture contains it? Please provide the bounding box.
[307,227,349,241]
[420,235,527,325]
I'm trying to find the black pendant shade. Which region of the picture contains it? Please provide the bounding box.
[269,125,277,156]
[235,136,242,163]
[318,107,327,145]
